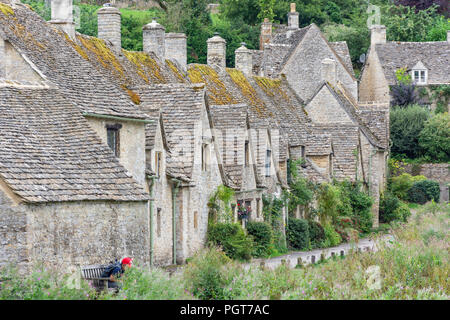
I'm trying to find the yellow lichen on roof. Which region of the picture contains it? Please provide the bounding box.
[78,35,125,78]
[121,84,141,105]
[166,59,186,83]
[188,64,237,105]
[253,76,291,102]
[123,50,167,84]
[226,68,266,115]
[0,3,14,17]
[9,22,46,50]
[63,32,89,60]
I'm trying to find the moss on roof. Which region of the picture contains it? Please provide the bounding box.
[253,76,291,103]
[0,3,14,17]
[188,64,237,105]
[123,50,167,84]
[166,59,186,83]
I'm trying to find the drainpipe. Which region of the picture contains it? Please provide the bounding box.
[171,179,181,265]
[147,176,157,267]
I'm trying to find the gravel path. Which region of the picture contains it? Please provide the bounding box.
[243,234,395,270]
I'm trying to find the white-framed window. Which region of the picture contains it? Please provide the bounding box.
[412,69,427,85]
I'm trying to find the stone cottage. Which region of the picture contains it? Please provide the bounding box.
[0,82,150,273]
[359,25,450,107]
[0,0,399,270]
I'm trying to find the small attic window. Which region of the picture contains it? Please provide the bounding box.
[411,61,427,85]
[106,123,122,157]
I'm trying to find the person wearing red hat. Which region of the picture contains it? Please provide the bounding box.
[103,257,133,290]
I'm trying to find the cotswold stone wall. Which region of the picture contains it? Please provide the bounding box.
[0,189,29,273]
[86,117,147,187]
[0,192,149,273]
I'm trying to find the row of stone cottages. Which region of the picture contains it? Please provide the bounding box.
[1,0,425,273]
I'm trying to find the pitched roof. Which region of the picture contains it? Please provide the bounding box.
[208,104,249,190]
[137,83,205,181]
[329,41,355,77]
[0,84,149,203]
[374,41,450,85]
[0,2,148,120]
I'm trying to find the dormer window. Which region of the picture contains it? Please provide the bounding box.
[411,61,427,85]
[106,123,122,157]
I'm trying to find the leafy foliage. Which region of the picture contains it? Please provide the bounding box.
[246,221,273,257]
[307,220,325,249]
[262,194,287,253]
[418,112,450,162]
[390,105,431,159]
[207,222,254,261]
[390,173,427,201]
[380,192,411,223]
[286,218,310,250]
[408,179,441,204]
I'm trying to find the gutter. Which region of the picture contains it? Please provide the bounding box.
[82,112,155,124]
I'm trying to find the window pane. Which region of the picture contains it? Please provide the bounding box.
[107,128,118,156]
[420,71,425,82]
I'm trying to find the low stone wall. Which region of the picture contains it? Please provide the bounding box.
[400,162,450,202]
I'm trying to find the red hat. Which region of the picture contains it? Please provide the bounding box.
[122,257,132,266]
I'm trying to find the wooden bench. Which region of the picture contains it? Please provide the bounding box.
[80,264,111,291]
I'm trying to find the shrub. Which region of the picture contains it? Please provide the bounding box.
[286,218,310,250]
[307,220,325,249]
[390,173,427,200]
[380,192,402,223]
[334,216,359,242]
[246,221,273,257]
[418,112,450,163]
[183,248,235,300]
[393,201,412,223]
[408,180,440,204]
[321,222,342,247]
[390,104,430,159]
[207,222,254,261]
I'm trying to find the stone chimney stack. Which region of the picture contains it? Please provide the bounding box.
[207,33,226,69]
[235,42,253,76]
[370,25,386,47]
[287,3,299,38]
[50,0,75,39]
[97,4,122,53]
[165,33,187,71]
[321,58,337,87]
[143,18,165,59]
[260,18,272,50]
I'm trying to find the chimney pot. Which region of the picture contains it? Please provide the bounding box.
[207,33,226,69]
[50,0,75,39]
[165,33,187,72]
[235,43,252,75]
[370,25,386,46]
[97,4,122,53]
[143,19,166,59]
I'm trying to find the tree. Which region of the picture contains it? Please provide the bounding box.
[257,0,275,22]
[390,104,430,159]
[418,112,450,162]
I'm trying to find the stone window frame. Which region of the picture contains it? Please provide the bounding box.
[105,123,122,157]
[156,208,162,237]
[201,143,210,172]
[244,140,250,167]
[265,148,272,177]
[155,151,162,178]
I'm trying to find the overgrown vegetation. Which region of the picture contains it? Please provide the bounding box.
[3,203,448,300]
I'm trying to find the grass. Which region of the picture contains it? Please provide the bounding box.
[1,203,448,300]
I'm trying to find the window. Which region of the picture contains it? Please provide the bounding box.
[193,211,198,229]
[412,69,427,85]
[245,140,250,167]
[202,144,210,171]
[256,198,260,218]
[157,208,161,237]
[265,149,271,177]
[155,151,162,177]
[106,124,122,157]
